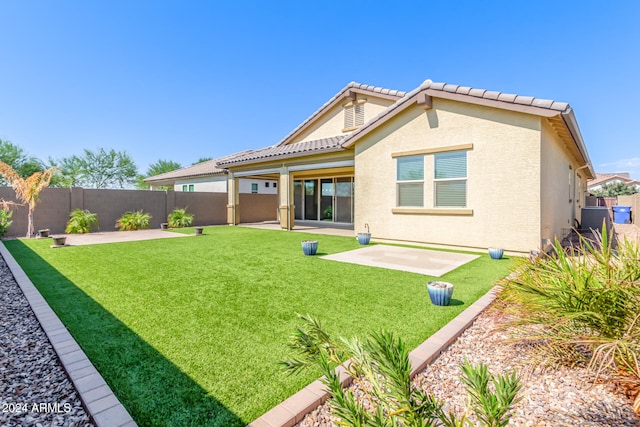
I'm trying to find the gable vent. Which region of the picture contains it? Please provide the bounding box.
[355,102,364,126]
[344,104,354,129]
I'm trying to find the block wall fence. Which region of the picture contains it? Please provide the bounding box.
[0,187,277,238]
[618,194,640,225]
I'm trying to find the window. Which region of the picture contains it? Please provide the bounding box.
[265,182,269,188]
[273,182,277,188]
[251,183,258,193]
[188,184,194,192]
[182,185,187,192]
[396,155,424,207]
[434,151,467,207]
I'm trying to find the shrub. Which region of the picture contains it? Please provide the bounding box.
[115,210,151,231]
[282,315,522,426]
[0,206,12,238]
[499,222,640,410]
[65,209,99,234]
[167,207,194,228]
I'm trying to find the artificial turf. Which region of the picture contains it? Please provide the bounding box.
[4,227,515,426]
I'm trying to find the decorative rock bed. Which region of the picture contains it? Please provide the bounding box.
[0,256,94,427]
[296,309,640,427]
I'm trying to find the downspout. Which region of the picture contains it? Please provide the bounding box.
[574,164,590,228]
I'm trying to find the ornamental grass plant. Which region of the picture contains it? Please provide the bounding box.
[498,222,640,412]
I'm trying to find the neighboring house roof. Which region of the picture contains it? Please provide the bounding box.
[588,173,640,189]
[144,150,253,183]
[274,82,406,147]
[218,136,346,167]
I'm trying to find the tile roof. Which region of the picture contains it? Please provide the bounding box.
[588,173,640,187]
[218,136,346,167]
[426,81,569,111]
[274,82,405,147]
[144,150,253,183]
[342,79,572,148]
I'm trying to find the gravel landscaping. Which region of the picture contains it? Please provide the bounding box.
[296,308,640,427]
[0,256,93,427]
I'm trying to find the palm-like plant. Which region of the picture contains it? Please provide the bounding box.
[167,207,194,228]
[0,161,56,237]
[115,210,151,231]
[65,209,100,234]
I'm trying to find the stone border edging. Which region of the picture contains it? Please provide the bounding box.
[0,242,137,427]
[248,285,501,427]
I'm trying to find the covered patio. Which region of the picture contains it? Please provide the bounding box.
[218,136,356,231]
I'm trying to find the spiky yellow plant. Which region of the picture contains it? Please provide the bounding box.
[0,161,56,237]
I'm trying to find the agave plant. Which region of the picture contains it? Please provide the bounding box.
[115,210,151,231]
[282,315,522,426]
[65,209,99,234]
[167,207,194,228]
[499,221,640,411]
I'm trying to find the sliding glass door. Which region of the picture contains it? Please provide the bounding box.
[293,177,354,223]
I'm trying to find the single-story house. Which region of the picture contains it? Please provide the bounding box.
[219,79,594,253]
[588,172,640,193]
[144,152,278,194]
[148,78,595,253]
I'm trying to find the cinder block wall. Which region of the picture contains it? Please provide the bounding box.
[618,194,640,225]
[0,187,276,238]
[239,193,279,223]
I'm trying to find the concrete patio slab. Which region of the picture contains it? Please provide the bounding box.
[240,221,355,237]
[321,244,479,276]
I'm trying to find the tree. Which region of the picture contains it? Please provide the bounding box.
[0,161,56,237]
[47,155,85,188]
[51,148,138,189]
[592,181,639,197]
[192,157,213,165]
[0,139,44,184]
[135,159,182,189]
[81,148,138,188]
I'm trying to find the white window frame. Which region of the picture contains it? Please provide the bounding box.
[433,151,467,208]
[396,155,425,207]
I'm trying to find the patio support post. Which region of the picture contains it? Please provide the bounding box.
[227,173,240,225]
[279,166,294,230]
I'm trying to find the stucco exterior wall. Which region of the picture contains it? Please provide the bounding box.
[291,96,396,144]
[173,176,277,194]
[354,98,542,253]
[239,179,278,194]
[540,120,587,245]
[175,176,227,192]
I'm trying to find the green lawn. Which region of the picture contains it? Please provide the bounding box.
[5,227,515,426]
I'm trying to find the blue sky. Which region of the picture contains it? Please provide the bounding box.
[1,1,639,178]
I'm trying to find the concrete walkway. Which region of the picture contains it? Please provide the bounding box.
[59,229,192,246]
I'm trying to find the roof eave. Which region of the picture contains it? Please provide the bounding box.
[275,83,404,148]
[343,85,595,180]
[560,109,596,179]
[221,146,350,168]
[144,170,228,183]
